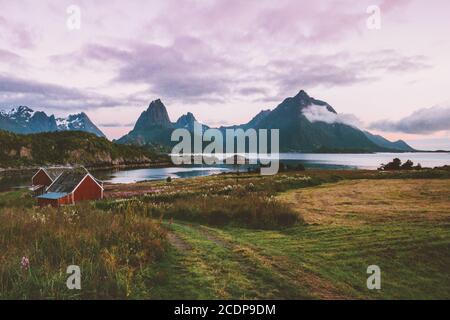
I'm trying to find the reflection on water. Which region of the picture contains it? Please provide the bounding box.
[1,152,448,190]
[0,172,32,192]
[277,152,450,170]
[72,152,450,184]
[102,166,234,184]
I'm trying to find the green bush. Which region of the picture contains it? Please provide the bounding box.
[162,194,303,229]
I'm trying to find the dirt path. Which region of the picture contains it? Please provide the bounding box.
[167,222,347,299]
[166,231,192,251]
[200,225,347,299]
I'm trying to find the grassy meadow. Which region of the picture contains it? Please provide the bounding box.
[0,168,449,299]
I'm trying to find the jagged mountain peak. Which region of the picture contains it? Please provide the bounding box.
[71,111,87,117]
[295,89,310,99]
[148,99,166,109]
[65,112,88,122]
[174,112,208,131]
[56,112,105,138]
[0,106,105,137]
[10,105,34,114]
[1,105,36,119]
[176,112,196,124]
[272,90,337,115]
[134,99,172,130]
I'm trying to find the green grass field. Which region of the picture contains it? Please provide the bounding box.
[0,169,449,299]
[153,179,450,299]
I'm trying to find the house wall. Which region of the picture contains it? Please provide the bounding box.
[59,194,73,206]
[32,170,52,187]
[73,175,103,202]
[37,194,72,207]
[37,198,58,207]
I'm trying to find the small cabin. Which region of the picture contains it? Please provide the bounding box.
[30,168,65,196]
[36,167,103,207]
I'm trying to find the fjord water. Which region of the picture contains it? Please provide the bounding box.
[1,152,448,190]
[102,166,232,184]
[276,152,450,170]
[101,152,449,183]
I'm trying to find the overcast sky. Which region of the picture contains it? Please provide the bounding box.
[0,0,449,149]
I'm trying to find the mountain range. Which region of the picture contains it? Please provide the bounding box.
[117,90,415,152]
[0,91,415,152]
[116,99,209,146]
[0,106,105,137]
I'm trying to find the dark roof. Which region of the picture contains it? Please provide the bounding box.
[46,167,94,194]
[43,168,66,180]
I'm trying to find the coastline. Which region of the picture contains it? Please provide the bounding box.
[0,160,174,175]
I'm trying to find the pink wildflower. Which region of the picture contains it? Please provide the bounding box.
[21,256,30,271]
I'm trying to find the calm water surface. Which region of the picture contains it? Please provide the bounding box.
[1,152,448,190]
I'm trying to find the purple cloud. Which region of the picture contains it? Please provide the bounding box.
[54,38,234,103]
[0,15,35,49]
[0,49,22,64]
[238,87,269,96]
[0,74,123,110]
[370,105,450,134]
[266,51,429,94]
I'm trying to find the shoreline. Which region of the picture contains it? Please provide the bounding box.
[0,161,174,175]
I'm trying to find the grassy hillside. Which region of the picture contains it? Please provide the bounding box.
[112,172,450,299]
[0,129,169,168]
[1,169,449,299]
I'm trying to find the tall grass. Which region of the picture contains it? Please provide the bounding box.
[0,203,166,299]
[99,191,303,229]
[163,194,302,229]
[95,174,323,229]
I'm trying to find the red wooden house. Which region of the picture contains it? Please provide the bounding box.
[37,167,103,207]
[31,168,65,196]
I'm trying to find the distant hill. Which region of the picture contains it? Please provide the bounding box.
[0,130,167,168]
[363,131,415,152]
[118,90,414,153]
[0,106,105,137]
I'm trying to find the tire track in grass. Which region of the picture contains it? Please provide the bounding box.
[193,224,349,300]
[148,230,215,299]
[166,231,191,251]
[167,222,312,299]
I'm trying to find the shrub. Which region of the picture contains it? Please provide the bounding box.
[161,194,303,229]
[401,160,414,170]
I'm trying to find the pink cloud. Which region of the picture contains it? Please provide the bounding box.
[0,15,35,49]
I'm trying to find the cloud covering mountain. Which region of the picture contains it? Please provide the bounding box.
[302,104,363,128]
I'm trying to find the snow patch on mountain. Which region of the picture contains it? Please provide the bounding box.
[1,106,36,122]
[0,106,105,137]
